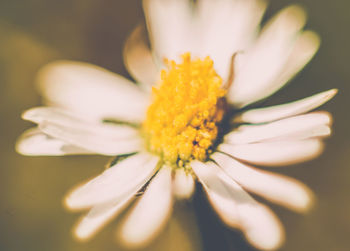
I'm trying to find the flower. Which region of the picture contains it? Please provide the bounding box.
[16,0,337,250]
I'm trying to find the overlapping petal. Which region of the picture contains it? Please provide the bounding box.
[192,160,284,250]
[228,5,317,107]
[119,167,173,247]
[65,153,159,209]
[219,139,324,166]
[212,152,314,212]
[16,127,92,156]
[143,0,193,61]
[74,195,134,241]
[36,61,149,123]
[233,89,337,124]
[22,107,142,155]
[194,0,267,78]
[123,24,159,91]
[226,111,332,144]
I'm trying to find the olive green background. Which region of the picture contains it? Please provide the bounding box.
[0,0,349,250]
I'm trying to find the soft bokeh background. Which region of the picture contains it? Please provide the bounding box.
[0,0,349,250]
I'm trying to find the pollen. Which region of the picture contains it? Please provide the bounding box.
[143,53,226,168]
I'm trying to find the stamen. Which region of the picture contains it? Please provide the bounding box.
[143,53,226,168]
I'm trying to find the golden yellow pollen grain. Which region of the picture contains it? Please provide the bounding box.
[143,53,226,167]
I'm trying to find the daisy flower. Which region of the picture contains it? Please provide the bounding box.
[16,0,337,250]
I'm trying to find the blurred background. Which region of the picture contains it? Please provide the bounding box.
[0,0,349,250]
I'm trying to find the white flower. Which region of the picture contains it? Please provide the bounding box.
[16,0,337,250]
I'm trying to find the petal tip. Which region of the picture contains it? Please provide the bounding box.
[117,218,155,249]
[283,4,307,24]
[325,88,338,100]
[290,184,315,213]
[73,227,91,242]
[15,129,41,156]
[71,211,99,242]
[15,139,36,156]
[63,195,75,210]
[247,209,285,250]
[15,137,27,155]
[21,108,38,122]
[301,190,315,213]
[36,60,73,86]
[303,30,321,48]
[63,191,86,211]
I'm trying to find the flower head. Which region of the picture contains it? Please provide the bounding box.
[144,53,226,166]
[16,0,337,250]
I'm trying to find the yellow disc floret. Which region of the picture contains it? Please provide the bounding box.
[143,53,226,168]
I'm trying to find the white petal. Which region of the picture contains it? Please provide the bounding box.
[226,112,332,144]
[123,24,159,91]
[65,153,159,209]
[256,30,321,103]
[23,107,139,138]
[212,152,314,212]
[219,140,324,166]
[278,124,331,141]
[143,0,193,61]
[173,169,195,199]
[234,89,337,124]
[119,166,173,248]
[74,195,134,241]
[16,127,92,156]
[195,0,267,78]
[192,160,284,250]
[38,121,142,156]
[229,5,307,106]
[37,61,149,123]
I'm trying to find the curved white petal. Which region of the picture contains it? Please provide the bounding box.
[251,30,321,104]
[226,111,332,144]
[23,107,139,139]
[74,194,134,241]
[37,118,142,156]
[119,166,173,248]
[212,152,314,212]
[234,89,337,124]
[143,0,193,61]
[16,127,92,156]
[192,160,284,250]
[229,5,307,106]
[195,0,267,78]
[278,125,331,141]
[173,168,195,199]
[65,153,159,209]
[123,24,159,91]
[219,139,324,166]
[36,61,149,123]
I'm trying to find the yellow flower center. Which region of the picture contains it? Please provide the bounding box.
[143,53,226,169]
